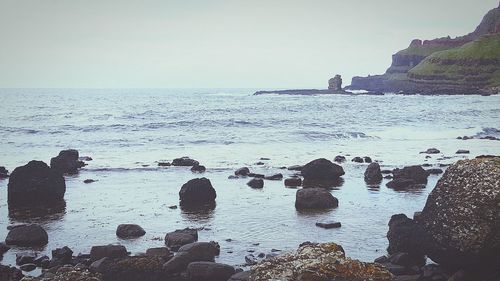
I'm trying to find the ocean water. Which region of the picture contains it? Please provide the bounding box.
[0,89,499,273]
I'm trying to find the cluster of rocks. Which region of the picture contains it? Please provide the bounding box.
[50,149,86,175]
[384,156,500,281]
[457,135,499,141]
[157,157,206,173]
[231,166,284,189]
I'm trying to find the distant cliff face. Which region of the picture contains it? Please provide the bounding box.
[349,3,500,94]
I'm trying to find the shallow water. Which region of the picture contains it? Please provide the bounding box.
[0,89,499,273]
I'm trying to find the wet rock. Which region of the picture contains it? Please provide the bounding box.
[0,166,9,179]
[264,173,283,180]
[116,224,146,239]
[352,156,364,163]
[179,178,216,207]
[393,165,429,184]
[284,177,302,187]
[247,178,264,189]
[417,157,500,270]
[381,169,392,174]
[295,188,338,210]
[301,158,344,181]
[157,162,171,167]
[287,165,303,171]
[16,253,37,265]
[364,162,383,184]
[145,247,172,261]
[83,179,96,184]
[19,263,36,272]
[394,275,420,281]
[387,252,425,268]
[33,255,49,267]
[421,148,440,154]
[0,242,9,256]
[455,149,470,154]
[386,178,424,190]
[255,161,265,165]
[420,264,449,281]
[315,221,341,229]
[163,241,220,273]
[384,175,393,179]
[244,254,258,266]
[172,157,199,166]
[387,214,425,258]
[79,156,93,161]
[363,156,373,163]
[187,261,235,281]
[334,155,346,163]
[0,264,23,281]
[5,224,48,247]
[229,271,251,281]
[191,164,206,173]
[7,161,66,208]
[50,149,85,174]
[165,228,198,251]
[247,173,264,178]
[234,167,250,176]
[249,242,393,281]
[90,245,128,262]
[426,168,443,175]
[90,256,165,281]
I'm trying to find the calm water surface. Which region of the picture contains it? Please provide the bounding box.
[0,89,499,273]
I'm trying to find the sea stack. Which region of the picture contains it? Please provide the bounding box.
[328,75,342,91]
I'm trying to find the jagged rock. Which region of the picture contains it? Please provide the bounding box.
[187,261,235,281]
[417,157,500,270]
[179,178,216,208]
[165,228,198,251]
[364,162,383,184]
[249,242,393,281]
[295,188,338,210]
[7,161,66,208]
[172,157,199,166]
[90,245,127,262]
[235,167,250,176]
[284,177,302,187]
[50,149,85,174]
[116,224,146,239]
[393,166,429,184]
[163,242,220,273]
[247,178,264,189]
[0,242,10,256]
[328,75,343,91]
[301,158,344,181]
[5,224,48,247]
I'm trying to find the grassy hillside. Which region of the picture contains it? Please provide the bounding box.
[408,34,500,87]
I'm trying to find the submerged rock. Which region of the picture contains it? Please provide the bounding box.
[364,162,383,184]
[264,173,283,180]
[116,224,146,239]
[315,221,341,229]
[247,178,264,189]
[249,242,393,281]
[7,160,66,208]
[50,149,85,174]
[456,149,470,154]
[179,178,216,207]
[301,158,344,181]
[295,188,338,210]
[386,179,423,190]
[165,228,198,251]
[5,224,48,247]
[352,156,364,163]
[417,156,500,270]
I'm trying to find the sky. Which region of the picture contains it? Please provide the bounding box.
[0,0,498,88]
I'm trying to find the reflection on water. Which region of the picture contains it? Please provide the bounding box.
[302,178,344,189]
[180,204,216,222]
[8,201,66,221]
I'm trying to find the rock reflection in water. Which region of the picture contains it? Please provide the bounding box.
[180,204,216,222]
[8,201,66,221]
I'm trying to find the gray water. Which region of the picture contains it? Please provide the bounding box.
[0,89,499,274]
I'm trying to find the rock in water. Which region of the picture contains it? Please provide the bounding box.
[187,261,235,281]
[387,214,425,258]
[163,241,220,273]
[328,74,343,91]
[172,157,199,166]
[179,178,216,207]
[116,224,146,239]
[7,161,66,208]
[295,188,338,210]
[417,156,500,269]
[50,149,85,174]
[5,224,48,247]
[90,245,128,261]
[393,165,429,184]
[247,178,264,189]
[165,228,198,251]
[364,162,383,184]
[301,158,344,181]
[0,166,9,179]
[249,242,393,281]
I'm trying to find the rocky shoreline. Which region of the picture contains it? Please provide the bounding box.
[1,149,499,281]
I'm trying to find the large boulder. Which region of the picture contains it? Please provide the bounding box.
[417,157,500,270]
[163,241,220,273]
[165,228,198,251]
[187,261,235,281]
[89,256,165,281]
[295,188,338,210]
[5,224,48,247]
[249,242,393,281]
[301,158,345,181]
[7,161,66,207]
[364,162,383,184]
[116,224,146,239]
[179,178,216,207]
[50,149,85,174]
[387,214,425,258]
[90,245,128,261]
[393,166,429,184]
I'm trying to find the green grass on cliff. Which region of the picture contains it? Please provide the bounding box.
[408,34,500,87]
[396,43,453,57]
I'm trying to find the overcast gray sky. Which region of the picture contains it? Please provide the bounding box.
[0,0,498,88]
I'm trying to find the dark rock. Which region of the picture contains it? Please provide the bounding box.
[260,157,270,160]
[228,271,251,281]
[394,275,420,281]
[158,162,171,167]
[234,167,250,176]
[426,168,444,175]
[0,242,9,256]
[315,222,341,229]
[5,224,48,247]
[83,179,96,184]
[116,224,146,239]
[264,173,283,180]
[51,246,73,266]
[381,169,392,174]
[456,149,470,154]
[247,173,264,178]
[179,178,216,207]
[255,161,265,165]
[364,162,383,184]
[90,256,166,281]
[0,265,23,281]
[387,252,426,268]
[420,264,449,281]
[244,254,257,266]
[352,156,364,163]
[228,175,238,179]
[380,262,412,275]
[334,155,346,163]
[363,156,373,163]
[7,161,66,208]
[393,165,429,184]
[50,149,85,174]
[287,165,303,171]
[33,255,49,267]
[16,253,37,265]
[79,156,93,161]
[172,157,199,166]
[386,178,424,189]
[421,148,441,154]
[295,188,338,210]
[328,74,343,90]
[284,177,302,187]
[145,247,172,261]
[191,165,206,173]
[387,214,425,258]
[417,157,500,270]
[0,166,9,179]
[247,178,264,189]
[187,261,235,281]
[384,175,393,179]
[374,255,388,263]
[19,263,36,272]
[301,158,344,181]
[163,241,220,273]
[165,228,198,251]
[90,245,128,261]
